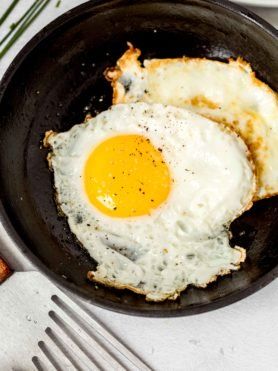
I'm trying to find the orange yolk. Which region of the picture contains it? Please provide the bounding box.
[83,134,171,217]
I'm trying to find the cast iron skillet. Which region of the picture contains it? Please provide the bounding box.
[0,0,277,316]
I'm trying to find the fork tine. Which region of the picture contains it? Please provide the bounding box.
[48,311,104,371]
[45,326,96,371]
[37,339,72,371]
[32,355,49,371]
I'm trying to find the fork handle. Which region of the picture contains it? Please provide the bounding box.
[0,256,12,283]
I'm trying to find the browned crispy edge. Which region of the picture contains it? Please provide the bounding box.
[87,246,246,302]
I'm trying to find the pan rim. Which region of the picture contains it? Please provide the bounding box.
[0,0,277,317]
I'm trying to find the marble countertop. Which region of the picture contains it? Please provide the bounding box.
[0,1,277,370]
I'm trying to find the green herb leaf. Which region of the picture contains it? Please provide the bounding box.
[0,0,21,28]
[0,0,51,60]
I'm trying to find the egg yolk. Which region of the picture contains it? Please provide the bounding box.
[83,134,171,217]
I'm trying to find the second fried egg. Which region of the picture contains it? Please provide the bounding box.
[105,44,278,200]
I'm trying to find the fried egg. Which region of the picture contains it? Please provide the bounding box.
[105,44,278,200]
[44,102,255,301]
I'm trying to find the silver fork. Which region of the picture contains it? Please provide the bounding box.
[0,262,152,370]
[31,292,152,371]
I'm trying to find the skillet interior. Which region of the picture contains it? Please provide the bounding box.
[0,0,277,316]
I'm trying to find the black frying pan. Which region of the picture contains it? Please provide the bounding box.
[0,0,277,316]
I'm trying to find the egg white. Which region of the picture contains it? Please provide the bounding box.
[45,102,255,301]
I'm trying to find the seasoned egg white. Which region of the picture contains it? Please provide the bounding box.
[106,44,278,200]
[45,102,255,301]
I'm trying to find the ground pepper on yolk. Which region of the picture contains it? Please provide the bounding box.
[83,134,171,217]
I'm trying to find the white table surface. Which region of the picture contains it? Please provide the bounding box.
[0,1,277,370]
